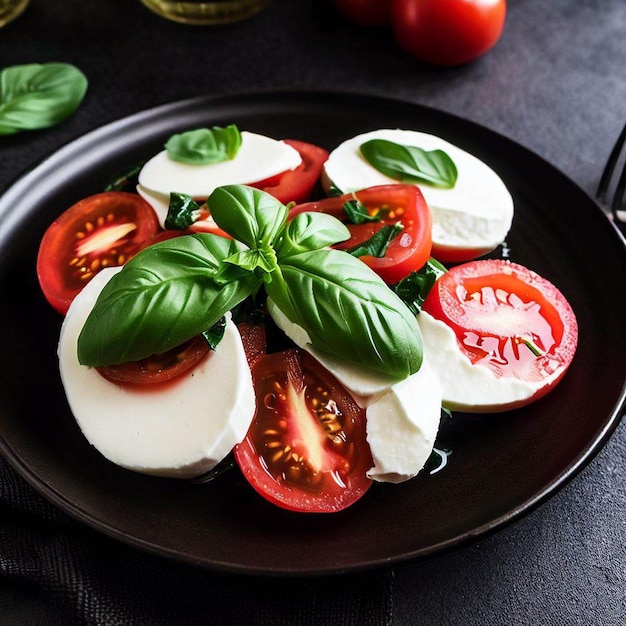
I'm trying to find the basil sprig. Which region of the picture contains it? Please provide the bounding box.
[78,185,423,379]
[165,125,242,165]
[0,63,88,135]
[343,198,381,224]
[360,139,458,189]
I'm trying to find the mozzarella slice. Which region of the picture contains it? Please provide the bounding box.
[417,310,560,413]
[365,359,441,483]
[323,129,514,258]
[58,267,256,479]
[138,130,302,200]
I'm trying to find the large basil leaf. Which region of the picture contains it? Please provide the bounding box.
[165,125,242,165]
[77,234,259,366]
[360,139,458,189]
[265,248,423,379]
[208,185,288,251]
[277,211,350,259]
[0,63,88,135]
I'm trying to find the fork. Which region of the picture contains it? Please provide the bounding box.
[596,122,626,238]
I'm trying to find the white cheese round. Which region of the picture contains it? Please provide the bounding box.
[322,129,514,258]
[58,267,256,478]
[365,358,441,484]
[417,310,559,413]
[138,130,302,200]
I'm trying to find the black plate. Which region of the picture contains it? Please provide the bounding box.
[0,91,624,576]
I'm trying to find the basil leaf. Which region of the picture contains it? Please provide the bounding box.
[165,125,242,165]
[343,198,381,224]
[265,248,422,379]
[393,258,447,315]
[360,139,458,189]
[0,63,88,135]
[77,234,259,366]
[208,185,287,250]
[165,192,201,230]
[277,211,350,258]
[348,223,403,258]
[104,162,144,192]
[202,316,227,350]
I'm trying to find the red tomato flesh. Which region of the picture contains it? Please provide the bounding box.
[234,349,373,513]
[423,260,578,393]
[97,335,210,385]
[37,192,160,314]
[290,184,432,284]
[250,139,329,206]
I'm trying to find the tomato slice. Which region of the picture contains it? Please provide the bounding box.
[289,184,432,284]
[237,321,267,369]
[37,192,160,314]
[97,335,210,385]
[250,139,329,205]
[234,349,373,513]
[422,260,578,394]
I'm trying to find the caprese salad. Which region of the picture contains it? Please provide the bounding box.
[36,124,578,514]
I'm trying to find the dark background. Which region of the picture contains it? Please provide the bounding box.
[0,1,625,624]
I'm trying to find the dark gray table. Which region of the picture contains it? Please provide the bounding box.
[1,1,624,624]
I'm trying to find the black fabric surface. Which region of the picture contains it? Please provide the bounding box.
[0,1,625,624]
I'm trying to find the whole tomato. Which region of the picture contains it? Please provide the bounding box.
[333,0,390,27]
[390,0,506,66]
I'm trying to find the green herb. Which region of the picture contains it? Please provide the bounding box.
[393,258,447,315]
[202,316,227,350]
[165,192,202,230]
[519,337,544,357]
[348,223,403,259]
[0,63,88,135]
[165,125,242,165]
[360,139,458,189]
[104,162,144,192]
[78,185,423,379]
[343,198,381,224]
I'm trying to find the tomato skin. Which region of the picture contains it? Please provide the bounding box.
[251,140,329,206]
[391,0,506,67]
[334,0,391,27]
[234,349,373,513]
[290,184,432,284]
[37,192,160,314]
[422,260,578,398]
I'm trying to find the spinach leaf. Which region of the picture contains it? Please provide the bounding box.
[360,138,457,189]
[77,234,259,366]
[348,223,403,258]
[393,258,447,315]
[165,125,242,165]
[265,248,423,379]
[165,192,201,230]
[0,63,87,135]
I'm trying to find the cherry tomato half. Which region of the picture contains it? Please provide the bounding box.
[251,140,329,206]
[422,260,578,399]
[234,349,373,513]
[333,0,391,27]
[37,192,160,314]
[290,184,432,284]
[391,0,506,67]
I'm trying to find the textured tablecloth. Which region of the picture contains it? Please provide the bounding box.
[0,1,625,624]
